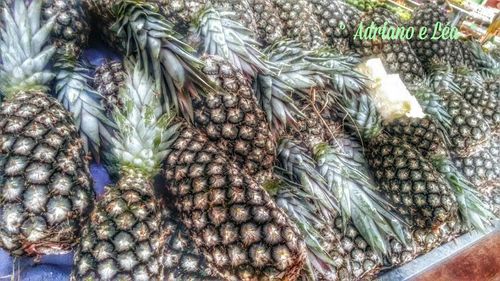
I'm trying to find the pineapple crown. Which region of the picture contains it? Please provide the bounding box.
[277,139,340,221]
[273,177,341,280]
[190,5,276,78]
[254,41,320,132]
[54,56,116,160]
[432,158,495,231]
[0,0,56,97]
[467,40,500,72]
[428,65,462,95]
[342,94,383,142]
[112,0,215,121]
[409,80,452,131]
[313,142,410,256]
[255,40,361,132]
[306,48,368,98]
[107,59,180,178]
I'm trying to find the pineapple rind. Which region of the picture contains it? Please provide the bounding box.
[71,171,164,281]
[0,0,94,257]
[94,60,128,115]
[194,56,277,179]
[164,128,307,280]
[0,91,94,256]
[41,0,90,58]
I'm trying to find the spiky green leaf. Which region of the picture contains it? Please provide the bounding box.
[54,58,116,160]
[111,0,215,121]
[106,59,180,177]
[0,0,56,95]
[433,158,495,231]
[314,142,409,256]
[192,7,275,78]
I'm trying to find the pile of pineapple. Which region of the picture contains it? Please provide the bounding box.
[0,0,498,280]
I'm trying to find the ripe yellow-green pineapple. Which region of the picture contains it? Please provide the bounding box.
[0,0,94,257]
[72,61,180,280]
[164,128,307,280]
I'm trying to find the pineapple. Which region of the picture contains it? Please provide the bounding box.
[485,79,499,100]
[395,83,496,231]
[342,95,458,229]
[73,171,166,280]
[408,2,454,71]
[384,116,448,159]
[164,128,307,280]
[272,147,414,280]
[93,56,276,181]
[452,71,500,132]
[144,0,208,32]
[383,116,494,232]
[246,0,285,45]
[419,73,492,158]
[273,89,415,278]
[43,0,113,160]
[308,0,362,51]
[193,56,276,179]
[454,40,478,70]
[437,88,491,157]
[72,61,180,280]
[42,0,90,58]
[453,134,500,188]
[271,0,326,49]
[93,60,127,115]
[0,0,94,256]
[287,96,415,247]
